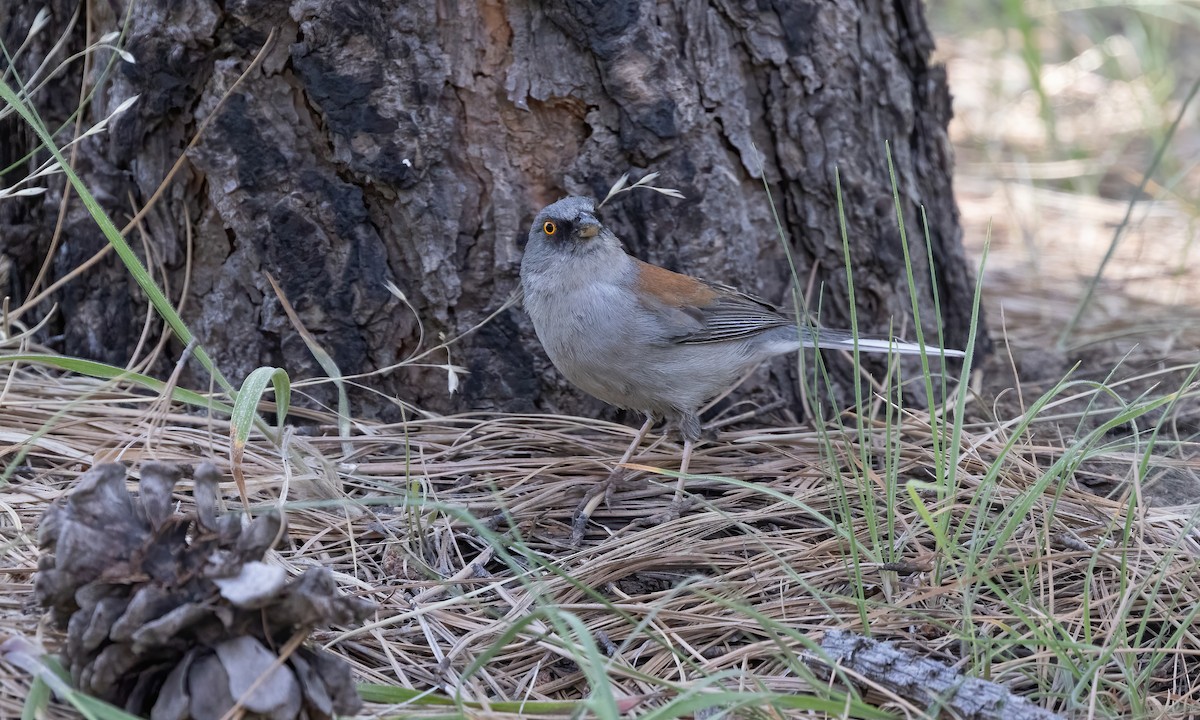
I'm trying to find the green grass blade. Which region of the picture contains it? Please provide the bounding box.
[1059,73,1200,347]
[0,353,229,414]
[0,75,233,395]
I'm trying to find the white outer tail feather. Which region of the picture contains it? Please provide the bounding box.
[769,331,967,358]
[818,336,966,358]
[825,338,964,357]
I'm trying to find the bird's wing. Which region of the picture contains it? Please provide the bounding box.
[675,281,795,344]
[633,260,792,345]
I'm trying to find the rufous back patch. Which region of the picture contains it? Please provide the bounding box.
[634,259,719,307]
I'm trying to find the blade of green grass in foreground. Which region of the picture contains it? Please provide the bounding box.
[20,677,51,720]
[0,353,231,414]
[231,366,291,445]
[0,77,233,396]
[3,639,144,720]
[230,365,292,504]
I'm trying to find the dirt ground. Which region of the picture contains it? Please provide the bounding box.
[942,30,1200,507]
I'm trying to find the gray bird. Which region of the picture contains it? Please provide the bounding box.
[520,196,965,541]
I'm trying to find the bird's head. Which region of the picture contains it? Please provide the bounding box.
[521,196,629,286]
[526,196,613,250]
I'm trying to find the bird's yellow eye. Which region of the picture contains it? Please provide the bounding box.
[543,221,557,236]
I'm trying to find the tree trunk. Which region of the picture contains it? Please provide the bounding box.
[1,0,988,424]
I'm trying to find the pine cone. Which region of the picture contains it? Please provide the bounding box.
[34,462,374,719]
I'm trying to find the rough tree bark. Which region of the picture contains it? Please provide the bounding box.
[1,0,989,425]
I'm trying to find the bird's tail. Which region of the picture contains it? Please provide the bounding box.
[790,326,967,358]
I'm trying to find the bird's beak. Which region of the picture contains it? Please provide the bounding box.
[577,218,600,239]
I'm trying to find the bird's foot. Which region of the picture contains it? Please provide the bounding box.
[621,493,696,535]
[569,468,626,546]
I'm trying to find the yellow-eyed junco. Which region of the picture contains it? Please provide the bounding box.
[520,196,965,541]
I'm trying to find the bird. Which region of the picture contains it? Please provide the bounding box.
[520,195,966,543]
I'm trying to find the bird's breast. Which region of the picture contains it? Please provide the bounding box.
[527,281,635,358]
[524,279,649,398]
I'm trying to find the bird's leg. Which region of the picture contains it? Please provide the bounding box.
[671,438,694,510]
[570,414,655,545]
[647,437,697,525]
[623,416,700,533]
[668,413,701,514]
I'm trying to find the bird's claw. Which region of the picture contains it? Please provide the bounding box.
[624,495,695,534]
[569,469,625,546]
